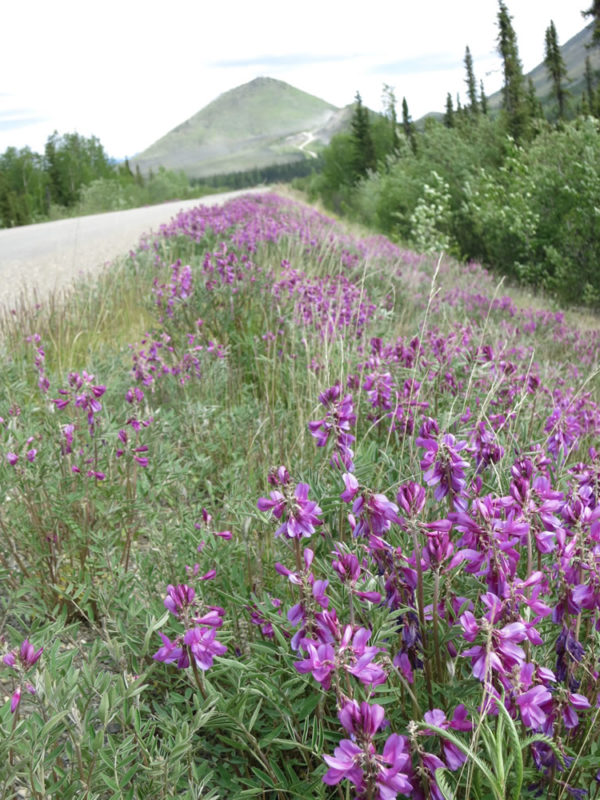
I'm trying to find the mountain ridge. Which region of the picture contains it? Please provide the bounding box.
[132,77,342,178]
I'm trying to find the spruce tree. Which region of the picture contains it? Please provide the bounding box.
[585,55,596,112]
[382,84,400,152]
[497,0,529,139]
[581,91,591,116]
[583,0,600,46]
[544,20,569,119]
[526,77,544,120]
[464,46,479,113]
[401,97,417,153]
[480,80,489,115]
[444,93,455,127]
[350,91,376,181]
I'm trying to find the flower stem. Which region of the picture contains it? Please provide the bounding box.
[410,525,434,706]
[188,647,207,700]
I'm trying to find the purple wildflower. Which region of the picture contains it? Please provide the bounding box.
[323,701,413,797]
[2,639,43,713]
[258,478,323,539]
[418,425,470,503]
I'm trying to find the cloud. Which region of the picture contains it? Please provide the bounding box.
[211,53,355,69]
[0,111,47,131]
[371,53,462,75]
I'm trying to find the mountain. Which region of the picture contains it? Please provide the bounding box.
[133,77,341,178]
[486,22,600,116]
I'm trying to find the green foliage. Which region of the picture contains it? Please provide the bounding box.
[464,46,479,114]
[350,92,376,181]
[0,132,216,227]
[480,80,489,115]
[402,97,417,153]
[382,84,401,153]
[583,0,600,46]
[352,114,506,246]
[463,146,540,281]
[313,63,600,309]
[308,132,356,212]
[0,146,49,226]
[444,93,455,128]
[409,171,453,253]
[544,20,570,119]
[465,118,600,304]
[194,157,324,193]
[44,131,113,208]
[496,0,530,140]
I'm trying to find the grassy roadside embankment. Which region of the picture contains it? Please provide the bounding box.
[0,192,599,799]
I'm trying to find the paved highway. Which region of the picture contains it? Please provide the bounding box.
[0,189,261,310]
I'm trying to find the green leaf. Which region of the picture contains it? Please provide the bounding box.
[434,767,456,800]
[415,722,503,800]
[495,696,523,799]
[296,692,320,721]
[142,611,170,655]
[40,709,71,739]
[101,773,120,792]
[250,767,275,787]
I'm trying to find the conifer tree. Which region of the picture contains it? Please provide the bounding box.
[497,0,529,139]
[583,1,600,46]
[382,84,400,152]
[464,46,479,113]
[455,93,466,123]
[350,91,376,181]
[480,80,489,115]
[444,93,455,127]
[401,97,417,153]
[581,91,591,116]
[526,77,544,120]
[544,20,569,119]
[585,55,596,112]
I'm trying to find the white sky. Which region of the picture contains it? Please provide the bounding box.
[0,0,590,159]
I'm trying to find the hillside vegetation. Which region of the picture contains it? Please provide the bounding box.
[302,9,600,309]
[132,77,340,178]
[0,192,599,799]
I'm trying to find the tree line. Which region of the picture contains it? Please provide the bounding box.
[0,131,325,228]
[0,132,114,227]
[0,132,204,227]
[298,1,600,308]
[189,156,325,192]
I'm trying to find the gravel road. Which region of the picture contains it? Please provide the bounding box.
[0,188,262,310]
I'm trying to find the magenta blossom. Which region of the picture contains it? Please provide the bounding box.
[418,429,470,502]
[153,577,226,674]
[323,733,412,798]
[183,627,227,670]
[2,639,43,713]
[258,480,323,538]
[324,700,412,798]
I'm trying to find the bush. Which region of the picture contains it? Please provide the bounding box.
[465,119,600,306]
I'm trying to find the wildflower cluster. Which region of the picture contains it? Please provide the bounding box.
[3,193,600,797]
[1,638,43,713]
